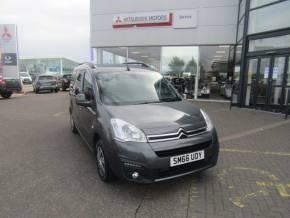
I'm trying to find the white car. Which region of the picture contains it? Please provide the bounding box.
[20,72,32,84]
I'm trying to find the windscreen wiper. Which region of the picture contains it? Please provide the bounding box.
[134,101,161,105]
[160,98,182,102]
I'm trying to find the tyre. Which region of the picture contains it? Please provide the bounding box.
[70,113,78,134]
[0,91,12,99]
[95,140,116,182]
[35,88,39,94]
[62,87,66,91]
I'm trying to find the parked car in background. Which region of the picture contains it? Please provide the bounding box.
[60,74,73,91]
[0,76,22,98]
[171,77,186,94]
[0,62,22,99]
[33,75,59,93]
[69,63,219,183]
[19,72,32,84]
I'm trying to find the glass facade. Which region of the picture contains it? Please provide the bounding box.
[245,58,258,106]
[237,18,245,42]
[248,34,290,52]
[287,59,290,86]
[248,0,290,34]
[250,0,279,8]
[239,0,246,19]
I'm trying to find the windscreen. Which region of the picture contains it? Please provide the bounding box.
[38,76,55,81]
[20,72,29,77]
[63,74,72,79]
[95,71,181,105]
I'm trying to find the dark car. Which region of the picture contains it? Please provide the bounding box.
[0,71,22,99]
[33,75,59,93]
[69,63,219,183]
[61,74,73,91]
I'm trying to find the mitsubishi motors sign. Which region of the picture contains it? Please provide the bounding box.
[113,12,173,28]
[0,24,19,79]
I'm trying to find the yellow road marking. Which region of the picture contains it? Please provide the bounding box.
[218,167,279,183]
[221,148,290,157]
[257,182,290,198]
[218,167,290,208]
[230,190,268,208]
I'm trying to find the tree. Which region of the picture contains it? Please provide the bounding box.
[168,57,185,76]
[185,58,197,75]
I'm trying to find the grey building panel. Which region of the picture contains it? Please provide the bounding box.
[198,6,238,26]
[90,0,239,47]
[91,0,201,15]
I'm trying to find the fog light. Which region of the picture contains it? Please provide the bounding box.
[132,172,139,179]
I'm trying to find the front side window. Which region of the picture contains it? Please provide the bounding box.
[95,72,181,105]
[83,72,93,91]
[74,70,83,89]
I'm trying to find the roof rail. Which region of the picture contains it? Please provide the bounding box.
[78,62,96,69]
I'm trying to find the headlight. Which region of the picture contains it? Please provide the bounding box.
[200,109,213,131]
[111,118,147,142]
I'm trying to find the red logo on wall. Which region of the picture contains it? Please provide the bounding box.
[115,17,122,24]
[113,13,173,28]
[1,26,12,42]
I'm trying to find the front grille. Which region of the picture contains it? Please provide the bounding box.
[155,140,212,157]
[147,127,207,143]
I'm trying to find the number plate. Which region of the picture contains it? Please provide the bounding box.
[170,150,204,167]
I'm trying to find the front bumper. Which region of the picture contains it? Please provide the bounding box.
[109,129,219,183]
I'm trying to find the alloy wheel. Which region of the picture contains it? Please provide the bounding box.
[96,145,106,177]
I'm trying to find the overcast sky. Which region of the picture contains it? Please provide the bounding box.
[0,0,90,62]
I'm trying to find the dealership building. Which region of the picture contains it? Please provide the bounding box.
[90,0,290,113]
[19,57,79,78]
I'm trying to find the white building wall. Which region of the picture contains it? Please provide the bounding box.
[90,0,239,47]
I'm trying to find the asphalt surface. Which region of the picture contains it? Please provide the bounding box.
[0,92,290,218]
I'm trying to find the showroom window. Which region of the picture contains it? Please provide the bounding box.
[128,47,161,71]
[250,0,281,8]
[248,0,290,34]
[287,58,290,86]
[199,46,233,100]
[161,46,199,97]
[248,34,290,52]
[237,18,245,42]
[101,47,127,64]
[239,0,246,20]
[97,45,235,101]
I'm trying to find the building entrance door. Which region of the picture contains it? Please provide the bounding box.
[245,55,289,112]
